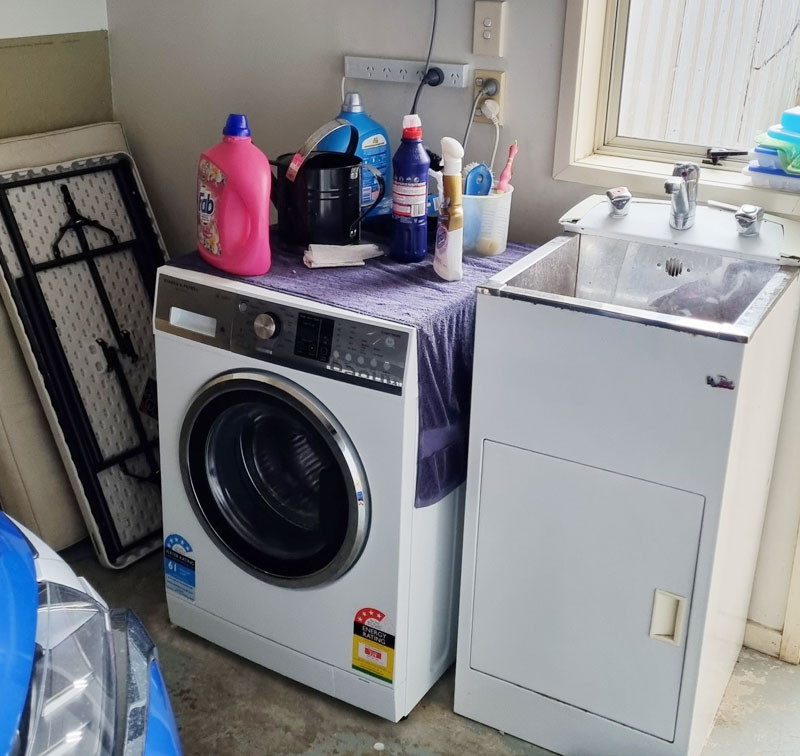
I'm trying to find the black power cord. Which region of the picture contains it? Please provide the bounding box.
[410,0,440,115]
[412,66,444,114]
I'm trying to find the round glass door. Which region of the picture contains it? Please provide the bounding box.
[180,371,370,587]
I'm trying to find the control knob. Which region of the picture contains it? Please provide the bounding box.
[253,312,280,340]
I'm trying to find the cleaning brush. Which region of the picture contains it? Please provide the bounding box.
[463,161,488,178]
[464,163,493,195]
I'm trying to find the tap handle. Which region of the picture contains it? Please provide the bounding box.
[606,186,632,217]
[671,162,700,205]
[735,204,764,236]
[673,161,700,192]
[664,177,683,195]
[672,162,700,181]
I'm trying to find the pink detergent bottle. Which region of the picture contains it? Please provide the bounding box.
[197,113,271,275]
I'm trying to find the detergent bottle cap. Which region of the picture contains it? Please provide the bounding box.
[342,92,365,113]
[402,114,423,140]
[440,137,465,177]
[223,113,251,138]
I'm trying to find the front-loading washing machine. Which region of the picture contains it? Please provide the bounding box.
[152,266,463,721]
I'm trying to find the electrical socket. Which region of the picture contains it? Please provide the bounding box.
[473,69,506,126]
[344,56,470,88]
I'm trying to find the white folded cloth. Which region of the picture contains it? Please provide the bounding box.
[303,243,384,269]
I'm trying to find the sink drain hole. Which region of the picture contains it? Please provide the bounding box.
[665,257,683,277]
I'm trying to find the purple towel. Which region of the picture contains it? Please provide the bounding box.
[169,234,534,507]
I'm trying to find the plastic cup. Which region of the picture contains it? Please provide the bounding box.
[462,186,513,256]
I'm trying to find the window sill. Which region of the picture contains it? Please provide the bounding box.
[554,153,800,219]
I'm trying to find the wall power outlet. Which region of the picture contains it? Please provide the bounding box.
[344,56,471,89]
[473,69,506,126]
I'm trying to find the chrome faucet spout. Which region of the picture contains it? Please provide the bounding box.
[664,162,700,230]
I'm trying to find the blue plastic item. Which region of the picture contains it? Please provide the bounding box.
[752,146,784,170]
[222,113,251,138]
[781,106,800,133]
[144,660,184,756]
[767,106,800,146]
[748,162,792,176]
[465,163,493,195]
[390,115,431,263]
[746,161,800,192]
[0,513,38,756]
[318,92,391,217]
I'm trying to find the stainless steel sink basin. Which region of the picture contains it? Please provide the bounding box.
[483,233,796,342]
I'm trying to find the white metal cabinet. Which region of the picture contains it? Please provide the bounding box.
[470,441,703,741]
[455,210,800,756]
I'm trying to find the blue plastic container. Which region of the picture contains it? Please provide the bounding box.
[390,115,430,263]
[745,161,800,192]
[767,106,800,146]
[318,92,391,217]
[752,145,782,170]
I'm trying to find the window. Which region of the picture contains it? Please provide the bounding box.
[554,0,800,214]
[611,0,800,158]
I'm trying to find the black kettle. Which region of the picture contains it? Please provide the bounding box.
[271,120,385,248]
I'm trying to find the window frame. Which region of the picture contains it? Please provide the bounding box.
[599,0,739,165]
[553,0,800,217]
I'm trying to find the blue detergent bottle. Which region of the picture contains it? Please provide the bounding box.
[318,92,391,216]
[390,114,430,263]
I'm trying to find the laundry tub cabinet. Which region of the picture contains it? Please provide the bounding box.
[454,196,800,756]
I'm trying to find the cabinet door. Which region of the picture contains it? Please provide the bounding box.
[469,441,704,742]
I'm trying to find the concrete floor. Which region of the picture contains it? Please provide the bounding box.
[68,544,800,756]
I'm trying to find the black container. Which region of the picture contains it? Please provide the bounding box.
[271,120,384,248]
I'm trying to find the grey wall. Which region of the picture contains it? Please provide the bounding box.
[106,0,596,255]
[3,0,107,38]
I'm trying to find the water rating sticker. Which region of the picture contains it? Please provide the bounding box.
[164,534,195,601]
[352,607,395,684]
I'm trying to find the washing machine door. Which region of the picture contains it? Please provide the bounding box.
[180,371,370,587]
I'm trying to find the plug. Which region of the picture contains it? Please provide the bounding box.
[424,66,445,87]
[481,77,499,96]
[480,99,501,124]
[412,66,445,114]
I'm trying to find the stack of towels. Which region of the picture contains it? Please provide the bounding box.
[303,243,385,269]
[746,106,800,193]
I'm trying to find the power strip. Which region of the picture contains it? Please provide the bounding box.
[344,56,470,89]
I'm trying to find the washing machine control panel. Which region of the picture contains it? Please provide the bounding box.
[231,297,408,393]
[154,275,409,393]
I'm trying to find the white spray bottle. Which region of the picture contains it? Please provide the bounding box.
[433,137,465,282]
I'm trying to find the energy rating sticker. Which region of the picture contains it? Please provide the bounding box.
[164,534,195,601]
[352,607,395,684]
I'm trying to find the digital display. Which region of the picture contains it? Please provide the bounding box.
[294,312,334,362]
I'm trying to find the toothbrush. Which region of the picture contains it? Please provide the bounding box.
[495,141,518,194]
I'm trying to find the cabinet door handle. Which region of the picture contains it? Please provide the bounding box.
[649,589,687,646]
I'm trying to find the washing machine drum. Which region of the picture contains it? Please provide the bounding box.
[180,371,370,587]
